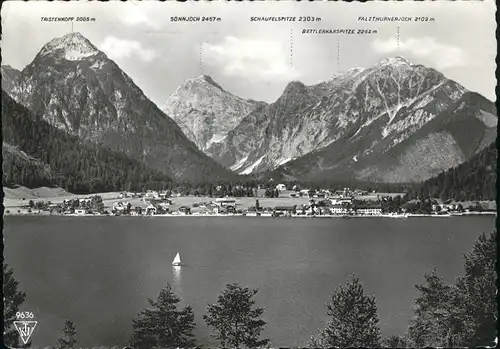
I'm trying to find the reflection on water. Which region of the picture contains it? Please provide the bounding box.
[172,266,182,296]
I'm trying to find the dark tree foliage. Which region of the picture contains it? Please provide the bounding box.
[408,231,497,347]
[56,320,77,349]
[382,333,412,348]
[402,198,434,214]
[129,283,196,349]
[408,270,469,347]
[255,171,418,194]
[415,143,496,201]
[264,188,279,198]
[170,181,258,198]
[2,147,53,189]
[308,276,381,348]
[380,195,403,213]
[203,283,270,349]
[2,90,172,193]
[3,264,27,347]
[456,231,497,346]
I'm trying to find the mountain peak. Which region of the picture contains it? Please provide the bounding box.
[328,67,365,81]
[39,32,99,61]
[189,74,226,91]
[283,80,307,94]
[378,56,412,66]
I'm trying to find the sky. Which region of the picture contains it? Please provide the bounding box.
[1,0,497,106]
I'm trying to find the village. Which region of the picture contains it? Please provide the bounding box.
[5,184,494,218]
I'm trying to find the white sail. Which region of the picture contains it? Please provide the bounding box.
[172,252,181,266]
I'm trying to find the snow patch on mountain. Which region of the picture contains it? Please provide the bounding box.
[208,134,227,146]
[413,94,434,109]
[377,56,413,67]
[39,32,99,61]
[275,157,292,166]
[230,156,249,171]
[241,155,265,175]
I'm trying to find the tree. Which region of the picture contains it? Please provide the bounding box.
[203,283,269,349]
[456,231,496,346]
[382,333,412,348]
[308,275,381,348]
[408,231,496,347]
[129,283,196,349]
[57,320,77,349]
[408,270,468,347]
[3,264,27,347]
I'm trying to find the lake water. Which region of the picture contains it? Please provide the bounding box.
[3,215,495,348]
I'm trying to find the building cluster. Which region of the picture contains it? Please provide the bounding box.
[16,196,106,215]
[114,190,175,216]
[271,197,382,217]
[112,195,239,216]
[119,190,181,200]
[432,203,462,213]
[285,186,370,200]
[63,196,105,215]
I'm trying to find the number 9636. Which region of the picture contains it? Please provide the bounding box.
[16,311,35,319]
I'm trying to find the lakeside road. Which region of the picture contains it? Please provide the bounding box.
[3,210,496,218]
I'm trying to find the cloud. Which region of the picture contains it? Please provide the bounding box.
[203,36,300,82]
[121,6,161,30]
[123,10,149,26]
[371,36,467,69]
[101,36,156,62]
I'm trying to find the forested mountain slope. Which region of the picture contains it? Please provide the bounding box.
[2,90,172,193]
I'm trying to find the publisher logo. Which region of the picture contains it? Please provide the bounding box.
[14,312,37,344]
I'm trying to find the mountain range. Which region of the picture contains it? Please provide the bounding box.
[4,32,235,183]
[2,32,496,188]
[167,57,496,183]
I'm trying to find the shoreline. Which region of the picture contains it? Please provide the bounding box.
[3,212,496,218]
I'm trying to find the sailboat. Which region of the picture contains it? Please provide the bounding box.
[172,252,182,266]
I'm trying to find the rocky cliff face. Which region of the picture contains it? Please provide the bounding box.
[1,65,21,95]
[11,32,235,182]
[206,79,326,173]
[208,56,495,182]
[163,75,265,152]
[276,90,497,183]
